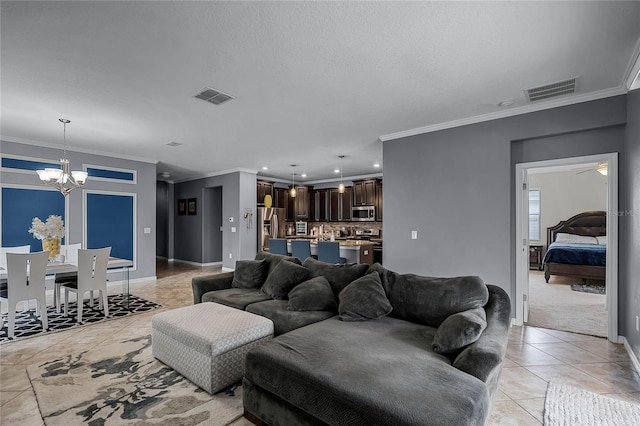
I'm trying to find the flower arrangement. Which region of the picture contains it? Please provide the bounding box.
[28,215,65,240]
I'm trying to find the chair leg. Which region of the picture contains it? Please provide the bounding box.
[37,297,48,331]
[7,306,16,339]
[77,293,84,323]
[64,288,69,316]
[89,290,94,307]
[55,282,61,313]
[101,290,109,317]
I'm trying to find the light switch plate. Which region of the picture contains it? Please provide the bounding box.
[411,230,418,239]
[143,227,151,234]
[231,226,237,233]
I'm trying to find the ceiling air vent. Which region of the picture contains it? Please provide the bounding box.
[525,77,578,102]
[194,87,234,105]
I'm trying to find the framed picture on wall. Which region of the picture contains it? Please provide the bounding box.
[178,199,187,215]
[188,198,197,215]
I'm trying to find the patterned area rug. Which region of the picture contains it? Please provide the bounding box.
[27,334,244,425]
[571,283,606,295]
[1,294,162,343]
[544,382,640,426]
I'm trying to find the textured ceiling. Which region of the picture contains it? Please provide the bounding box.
[2,1,639,182]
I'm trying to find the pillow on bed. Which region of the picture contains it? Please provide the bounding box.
[555,233,598,245]
[596,236,607,245]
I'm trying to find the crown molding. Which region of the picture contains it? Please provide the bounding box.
[173,167,258,183]
[379,87,627,142]
[1,135,159,164]
[257,172,383,185]
[624,36,640,91]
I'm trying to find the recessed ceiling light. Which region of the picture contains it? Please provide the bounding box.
[373,163,380,168]
[160,172,171,179]
[262,166,268,170]
[166,141,182,147]
[498,100,514,108]
[334,169,340,173]
[301,173,307,178]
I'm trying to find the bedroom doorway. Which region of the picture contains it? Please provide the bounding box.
[515,153,619,342]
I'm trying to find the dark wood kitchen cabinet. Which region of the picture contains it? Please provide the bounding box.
[328,187,352,221]
[256,181,273,206]
[285,186,309,221]
[274,188,287,209]
[313,189,328,221]
[375,180,383,221]
[353,180,376,206]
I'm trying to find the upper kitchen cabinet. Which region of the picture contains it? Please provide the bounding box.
[376,180,383,221]
[274,187,288,209]
[312,189,328,221]
[328,187,352,221]
[257,181,274,206]
[353,179,377,206]
[286,185,309,221]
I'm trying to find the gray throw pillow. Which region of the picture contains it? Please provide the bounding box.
[338,272,392,321]
[261,260,311,300]
[232,259,267,289]
[432,307,487,354]
[302,257,369,295]
[287,276,337,312]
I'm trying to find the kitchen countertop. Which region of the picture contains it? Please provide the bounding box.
[285,239,375,249]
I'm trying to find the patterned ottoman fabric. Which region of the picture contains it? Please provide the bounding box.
[152,302,274,394]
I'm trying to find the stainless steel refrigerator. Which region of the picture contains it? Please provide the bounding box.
[257,207,286,252]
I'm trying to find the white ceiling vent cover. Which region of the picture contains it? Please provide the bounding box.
[525,77,578,102]
[194,87,234,105]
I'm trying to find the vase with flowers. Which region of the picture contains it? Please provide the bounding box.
[28,215,65,260]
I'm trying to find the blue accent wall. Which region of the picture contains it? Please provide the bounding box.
[1,187,65,252]
[87,167,135,181]
[2,157,62,171]
[86,193,134,261]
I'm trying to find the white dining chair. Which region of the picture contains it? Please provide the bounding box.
[0,245,31,269]
[0,251,49,339]
[61,247,111,323]
[53,243,82,312]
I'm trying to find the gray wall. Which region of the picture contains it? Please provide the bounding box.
[173,170,257,269]
[384,96,626,289]
[0,140,157,281]
[622,89,640,358]
[156,181,169,258]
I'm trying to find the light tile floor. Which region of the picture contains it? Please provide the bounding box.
[1,260,638,425]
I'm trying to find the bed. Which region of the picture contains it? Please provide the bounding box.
[543,211,606,284]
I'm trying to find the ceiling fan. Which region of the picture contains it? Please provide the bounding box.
[575,162,608,175]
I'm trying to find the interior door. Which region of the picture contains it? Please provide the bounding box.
[522,169,530,323]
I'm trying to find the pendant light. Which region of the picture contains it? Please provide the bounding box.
[36,119,88,196]
[337,155,345,194]
[290,164,297,198]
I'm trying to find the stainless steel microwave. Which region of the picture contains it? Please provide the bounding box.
[352,206,375,221]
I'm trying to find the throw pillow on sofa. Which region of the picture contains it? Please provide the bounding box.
[432,307,487,354]
[287,276,337,312]
[261,260,311,300]
[232,259,267,289]
[302,257,369,295]
[338,272,392,321]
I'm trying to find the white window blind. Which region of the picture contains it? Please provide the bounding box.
[529,189,541,241]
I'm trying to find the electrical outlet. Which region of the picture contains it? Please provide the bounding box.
[636,315,639,332]
[229,253,233,259]
[143,227,151,234]
[411,230,418,240]
[229,217,234,223]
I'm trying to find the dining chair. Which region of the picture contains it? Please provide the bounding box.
[268,238,288,256]
[0,245,31,269]
[61,247,111,323]
[317,241,347,264]
[290,240,312,261]
[0,251,49,339]
[53,243,83,312]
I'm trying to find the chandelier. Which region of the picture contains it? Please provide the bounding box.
[36,119,88,196]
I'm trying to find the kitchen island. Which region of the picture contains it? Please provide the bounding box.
[284,239,375,265]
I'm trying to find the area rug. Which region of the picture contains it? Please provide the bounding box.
[544,382,640,426]
[27,334,244,425]
[1,294,162,343]
[571,283,606,295]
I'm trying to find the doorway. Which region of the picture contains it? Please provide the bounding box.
[515,153,618,342]
[202,186,223,264]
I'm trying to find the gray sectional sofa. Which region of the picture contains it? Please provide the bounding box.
[191,251,511,426]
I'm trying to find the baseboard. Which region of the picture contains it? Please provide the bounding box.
[620,336,640,376]
[170,259,223,267]
[222,267,235,272]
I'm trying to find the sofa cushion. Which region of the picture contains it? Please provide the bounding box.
[202,288,271,310]
[255,251,301,276]
[367,263,489,327]
[261,260,310,300]
[432,307,487,354]
[338,272,392,321]
[287,276,337,312]
[302,257,369,295]
[231,259,267,289]
[246,300,336,336]
[245,316,491,426]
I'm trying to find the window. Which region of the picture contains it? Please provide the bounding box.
[528,189,541,241]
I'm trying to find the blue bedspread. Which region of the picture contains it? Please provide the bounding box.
[543,243,606,266]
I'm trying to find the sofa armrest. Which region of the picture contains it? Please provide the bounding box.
[191,272,234,304]
[453,284,511,391]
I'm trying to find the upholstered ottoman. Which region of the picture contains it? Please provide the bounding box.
[152,302,274,394]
